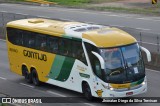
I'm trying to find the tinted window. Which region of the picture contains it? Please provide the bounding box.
[47,37,59,53]
[7,27,87,65]
[36,34,47,51]
[23,32,36,49]
[59,39,72,57]
[7,28,23,45]
[72,40,86,64]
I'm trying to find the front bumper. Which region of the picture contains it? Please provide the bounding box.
[102,81,147,98]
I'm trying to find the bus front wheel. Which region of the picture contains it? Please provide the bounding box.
[31,69,40,86]
[82,82,93,101]
[22,66,32,83]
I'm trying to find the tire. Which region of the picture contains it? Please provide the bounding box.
[83,82,93,101]
[31,69,40,86]
[22,66,32,83]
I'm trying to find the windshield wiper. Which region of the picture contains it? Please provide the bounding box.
[124,58,137,82]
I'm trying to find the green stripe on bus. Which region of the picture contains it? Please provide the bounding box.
[79,73,90,78]
[62,34,81,41]
[56,57,75,81]
[136,78,144,84]
[48,55,65,79]
[62,35,72,39]
[130,78,144,87]
[72,37,82,41]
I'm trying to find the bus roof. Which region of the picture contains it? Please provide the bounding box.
[7,18,137,48]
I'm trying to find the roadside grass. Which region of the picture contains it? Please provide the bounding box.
[47,0,120,5]
[86,6,160,15]
[5,0,160,15]
[11,0,121,5]
[47,0,90,6]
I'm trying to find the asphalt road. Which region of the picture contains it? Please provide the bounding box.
[0,3,160,33]
[0,40,160,106]
[0,3,160,53]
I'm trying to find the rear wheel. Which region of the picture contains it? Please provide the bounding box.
[31,69,40,86]
[22,66,32,83]
[83,82,93,101]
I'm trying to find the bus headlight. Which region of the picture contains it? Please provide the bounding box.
[110,87,114,91]
[142,81,145,85]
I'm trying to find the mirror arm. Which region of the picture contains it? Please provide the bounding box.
[91,51,105,69]
[140,46,151,62]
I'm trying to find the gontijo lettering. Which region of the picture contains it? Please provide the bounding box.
[23,50,47,61]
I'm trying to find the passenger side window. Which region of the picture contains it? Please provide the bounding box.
[23,31,36,49]
[7,27,87,65]
[7,28,15,44]
[72,40,86,64]
[36,34,47,51]
[59,39,72,56]
[16,30,23,46]
[7,28,23,46]
[48,37,59,53]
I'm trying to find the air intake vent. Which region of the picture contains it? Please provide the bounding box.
[28,19,44,24]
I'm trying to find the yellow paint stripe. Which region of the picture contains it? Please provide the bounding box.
[110,83,131,89]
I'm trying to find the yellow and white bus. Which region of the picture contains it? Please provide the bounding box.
[6,18,151,100]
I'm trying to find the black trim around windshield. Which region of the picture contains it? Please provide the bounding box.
[98,42,137,49]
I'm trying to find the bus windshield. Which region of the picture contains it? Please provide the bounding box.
[100,43,145,84]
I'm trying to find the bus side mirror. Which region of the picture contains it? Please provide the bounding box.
[140,46,151,62]
[91,51,105,69]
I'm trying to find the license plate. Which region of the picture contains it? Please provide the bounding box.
[126,92,133,96]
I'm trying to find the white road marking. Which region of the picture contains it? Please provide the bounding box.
[137,18,153,20]
[28,6,40,9]
[137,18,160,21]
[84,103,96,106]
[0,39,6,42]
[0,11,28,17]
[111,25,125,28]
[150,17,160,19]
[146,68,160,73]
[111,25,151,31]
[59,18,75,21]
[0,76,7,80]
[86,22,98,25]
[46,90,67,97]
[135,28,150,31]
[138,41,158,46]
[108,14,119,17]
[20,83,35,88]
[100,11,113,14]
[15,13,29,16]
[0,4,10,6]
[0,10,8,13]
[37,16,51,19]
[108,14,132,18]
